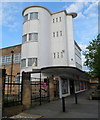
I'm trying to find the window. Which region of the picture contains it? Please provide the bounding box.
[28,58,37,66]
[6,55,11,64]
[0,56,2,66]
[53,19,54,23]
[14,54,21,63]
[57,52,59,58]
[22,34,27,43]
[30,12,38,20]
[56,18,58,22]
[29,33,38,41]
[60,31,62,36]
[76,62,82,70]
[59,17,61,22]
[5,76,9,83]
[53,32,55,37]
[75,81,80,92]
[15,74,20,83]
[56,32,58,37]
[21,59,26,67]
[53,53,56,59]
[24,14,28,22]
[61,52,63,58]
[2,56,6,65]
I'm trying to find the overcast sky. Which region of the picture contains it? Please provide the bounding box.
[0,0,99,71]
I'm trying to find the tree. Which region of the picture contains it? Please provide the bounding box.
[84,34,100,80]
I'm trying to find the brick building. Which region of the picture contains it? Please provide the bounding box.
[0,44,21,94]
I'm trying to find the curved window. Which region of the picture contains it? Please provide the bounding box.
[24,14,28,22]
[28,58,37,66]
[29,33,38,41]
[21,59,26,68]
[22,34,27,43]
[30,12,38,20]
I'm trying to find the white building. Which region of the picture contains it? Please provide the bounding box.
[21,5,88,99]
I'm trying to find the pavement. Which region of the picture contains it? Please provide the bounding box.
[23,89,99,119]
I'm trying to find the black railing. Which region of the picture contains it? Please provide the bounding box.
[3,75,22,107]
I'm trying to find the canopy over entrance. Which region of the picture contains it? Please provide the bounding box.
[31,66,89,82]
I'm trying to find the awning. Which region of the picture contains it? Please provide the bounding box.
[41,66,89,82]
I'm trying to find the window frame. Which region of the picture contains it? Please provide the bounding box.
[56,18,58,22]
[60,31,62,36]
[59,17,61,22]
[21,59,26,68]
[28,58,37,67]
[53,19,55,23]
[56,32,58,37]
[29,33,38,41]
[30,12,38,20]
[6,55,12,65]
[14,53,21,64]
[22,34,27,43]
[24,14,28,22]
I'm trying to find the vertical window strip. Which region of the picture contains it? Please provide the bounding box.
[57,52,59,58]
[53,19,54,23]
[53,53,56,59]
[60,31,62,36]
[59,17,61,22]
[56,32,58,37]
[56,18,58,22]
[53,32,55,37]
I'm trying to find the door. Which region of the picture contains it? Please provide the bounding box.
[69,80,75,94]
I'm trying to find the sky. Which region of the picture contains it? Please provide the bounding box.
[0,0,99,71]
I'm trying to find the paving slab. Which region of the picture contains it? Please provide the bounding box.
[24,90,99,119]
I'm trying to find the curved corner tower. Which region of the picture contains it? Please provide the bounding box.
[21,5,51,72]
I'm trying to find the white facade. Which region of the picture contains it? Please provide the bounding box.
[21,5,82,73]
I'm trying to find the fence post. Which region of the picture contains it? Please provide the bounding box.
[62,97,66,112]
[40,72,42,105]
[0,69,6,119]
[22,72,31,109]
[75,93,77,104]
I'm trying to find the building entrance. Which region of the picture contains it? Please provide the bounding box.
[69,80,75,94]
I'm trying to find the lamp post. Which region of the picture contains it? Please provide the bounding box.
[10,50,14,94]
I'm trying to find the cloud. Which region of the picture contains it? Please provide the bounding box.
[77,12,85,18]
[65,2,84,13]
[84,1,98,14]
[1,3,23,30]
[64,1,98,19]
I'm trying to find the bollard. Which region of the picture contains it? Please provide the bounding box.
[62,97,65,112]
[75,93,77,104]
